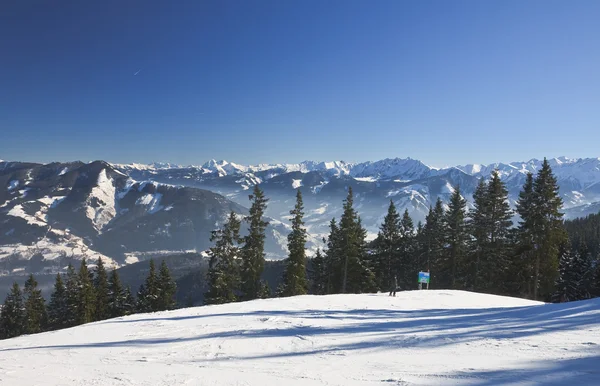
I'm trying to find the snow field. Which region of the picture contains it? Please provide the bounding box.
[0,291,599,385]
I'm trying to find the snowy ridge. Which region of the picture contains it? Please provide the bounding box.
[1,291,599,385]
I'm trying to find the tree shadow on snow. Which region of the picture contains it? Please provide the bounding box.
[1,297,599,379]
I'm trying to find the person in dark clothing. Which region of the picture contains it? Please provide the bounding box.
[389,275,398,296]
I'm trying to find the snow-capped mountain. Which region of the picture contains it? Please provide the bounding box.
[0,161,309,280]
[114,156,600,239]
[2,156,600,282]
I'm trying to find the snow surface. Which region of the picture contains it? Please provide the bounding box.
[85,169,117,231]
[6,204,46,227]
[135,193,164,214]
[292,179,303,189]
[1,291,598,385]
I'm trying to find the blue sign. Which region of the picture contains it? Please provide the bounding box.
[418,271,430,284]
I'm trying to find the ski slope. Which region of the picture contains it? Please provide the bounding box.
[1,291,599,385]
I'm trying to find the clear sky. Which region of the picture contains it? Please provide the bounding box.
[1,0,599,168]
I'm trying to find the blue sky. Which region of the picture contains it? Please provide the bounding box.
[1,0,599,167]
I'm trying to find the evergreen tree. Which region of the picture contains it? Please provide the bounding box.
[204,211,242,305]
[398,210,416,287]
[423,198,446,287]
[0,283,25,339]
[93,257,110,321]
[280,189,309,297]
[338,187,375,293]
[309,249,327,295]
[440,186,468,289]
[123,286,136,315]
[323,218,342,293]
[23,274,47,334]
[137,259,159,312]
[515,172,536,297]
[157,260,177,310]
[553,243,577,302]
[108,269,127,318]
[531,159,567,300]
[372,200,401,292]
[240,185,269,301]
[64,263,79,327]
[47,273,69,330]
[77,258,96,324]
[468,171,513,293]
[469,178,489,290]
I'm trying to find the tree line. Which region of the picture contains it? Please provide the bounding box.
[0,258,176,340]
[3,157,598,338]
[206,158,600,305]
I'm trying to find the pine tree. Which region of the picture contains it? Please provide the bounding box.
[157,260,177,310]
[23,274,47,334]
[64,263,79,327]
[423,198,446,287]
[469,178,489,290]
[440,186,468,289]
[0,283,25,339]
[240,185,269,301]
[398,209,416,290]
[205,211,242,305]
[280,189,309,297]
[323,218,342,293]
[515,172,536,297]
[137,259,159,312]
[108,269,127,318]
[531,159,567,300]
[77,258,96,324]
[93,258,110,321]
[309,249,327,295]
[123,286,135,315]
[553,243,577,302]
[468,171,513,293]
[373,200,401,292]
[47,273,69,330]
[338,187,376,293]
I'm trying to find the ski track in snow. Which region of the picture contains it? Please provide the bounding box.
[0,291,599,385]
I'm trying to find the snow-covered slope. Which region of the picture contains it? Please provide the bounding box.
[1,291,599,385]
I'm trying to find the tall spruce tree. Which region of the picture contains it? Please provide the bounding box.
[553,243,577,302]
[515,172,536,297]
[469,171,513,293]
[373,200,401,292]
[93,258,110,321]
[157,260,177,310]
[423,198,446,287]
[397,210,416,290]
[309,249,327,295]
[531,159,567,300]
[64,263,79,327]
[205,211,242,305]
[23,274,47,334]
[0,283,25,339]
[338,187,375,293]
[240,185,269,301]
[108,269,127,318]
[47,273,68,330]
[280,189,309,297]
[469,178,489,290]
[77,258,96,324]
[323,219,342,293]
[441,186,468,289]
[137,259,159,312]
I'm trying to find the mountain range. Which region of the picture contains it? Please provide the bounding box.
[1,156,600,282]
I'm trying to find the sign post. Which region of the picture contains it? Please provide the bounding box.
[418,271,430,290]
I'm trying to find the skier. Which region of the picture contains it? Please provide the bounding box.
[389,275,398,297]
